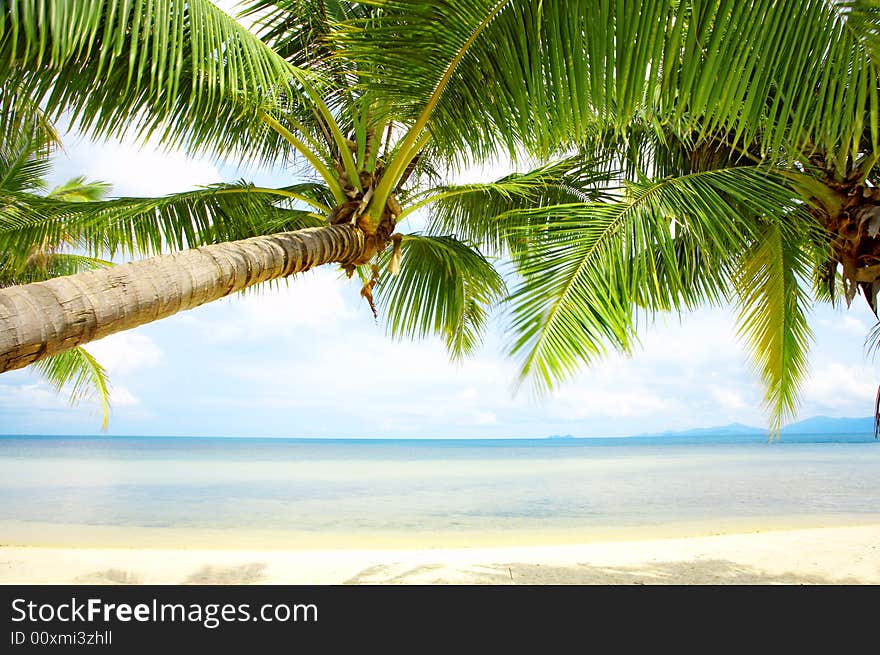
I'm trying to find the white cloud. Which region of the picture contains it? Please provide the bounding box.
[380,416,420,433]
[459,387,480,401]
[0,382,67,411]
[469,411,498,426]
[710,387,748,411]
[839,315,869,335]
[85,332,163,374]
[0,367,141,433]
[802,363,878,410]
[181,269,358,344]
[93,146,220,197]
[819,314,870,337]
[549,386,671,420]
[238,271,355,331]
[638,310,744,367]
[186,318,524,435]
[51,132,222,197]
[111,387,140,408]
[187,300,772,436]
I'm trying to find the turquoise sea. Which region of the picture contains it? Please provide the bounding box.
[1,434,879,547]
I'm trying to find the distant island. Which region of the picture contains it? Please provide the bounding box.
[547,415,876,439]
[776,416,876,436]
[648,422,763,438]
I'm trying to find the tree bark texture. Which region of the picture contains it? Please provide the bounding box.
[0,224,365,373]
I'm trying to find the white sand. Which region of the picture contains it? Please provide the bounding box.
[2,524,879,584]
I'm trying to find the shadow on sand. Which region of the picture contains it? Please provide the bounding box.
[74,569,144,584]
[344,559,859,585]
[74,562,268,584]
[72,558,859,585]
[183,563,267,584]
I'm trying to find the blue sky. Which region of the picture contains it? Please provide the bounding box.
[0,124,878,438]
[1,0,879,438]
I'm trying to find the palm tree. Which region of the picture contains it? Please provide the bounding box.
[0,0,879,433]
[0,85,114,426]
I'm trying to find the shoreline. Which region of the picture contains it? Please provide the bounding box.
[9,516,879,551]
[2,512,877,551]
[2,523,879,584]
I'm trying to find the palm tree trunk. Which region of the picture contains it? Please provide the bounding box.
[0,224,365,373]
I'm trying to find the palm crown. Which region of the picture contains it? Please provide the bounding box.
[0,0,879,434]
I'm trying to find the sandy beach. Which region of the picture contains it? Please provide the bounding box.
[2,523,879,585]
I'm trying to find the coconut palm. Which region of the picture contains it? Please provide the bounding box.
[0,86,115,426]
[0,0,879,433]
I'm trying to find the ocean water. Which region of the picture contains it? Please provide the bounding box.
[1,434,879,547]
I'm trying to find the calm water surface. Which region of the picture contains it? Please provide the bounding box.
[1,435,878,544]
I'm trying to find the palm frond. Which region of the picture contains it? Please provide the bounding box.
[734,220,815,435]
[505,166,805,395]
[578,121,768,183]
[867,320,880,357]
[47,176,111,202]
[422,156,618,256]
[0,0,304,164]
[0,108,54,194]
[242,0,370,71]
[32,346,111,430]
[200,205,328,242]
[631,229,735,314]
[186,181,334,243]
[0,182,330,259]
[338,0,880,174]
[0,251,112,287]
[376,233,505,359]
[0,82,58,159]
[0,146,50,194]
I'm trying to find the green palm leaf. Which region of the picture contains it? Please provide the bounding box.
[421,156,617,256]
[0,82,58,161]
[506,166,804,395]
[32,346,111,430]
[242,0,370,71]
[0,0,303,164]
[735,220,815,435]
[0,182,331,259]
[46,176,112,202]
[0,145,49,194]
[0,107,55,194]
[339,0,880,174]
[376,233,506,359]
[0,251,112,286]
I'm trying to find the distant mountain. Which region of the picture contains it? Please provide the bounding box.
[648,422,764,438]
[636,416,875,439]
[781,415,875,435]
